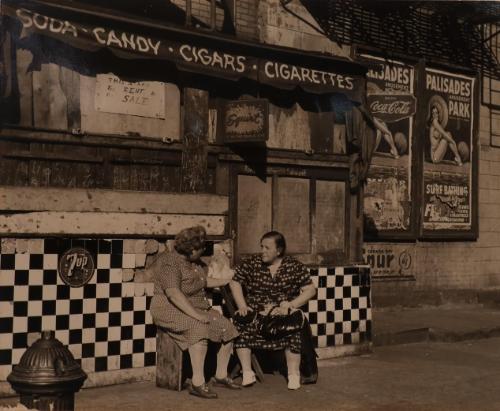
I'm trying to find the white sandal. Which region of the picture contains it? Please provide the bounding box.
[287,374,301,390]
[242,371,256,387]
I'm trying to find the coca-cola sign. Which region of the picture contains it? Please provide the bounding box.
[367,94,416,123]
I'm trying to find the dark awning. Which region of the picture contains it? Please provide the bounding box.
[1,0,367,102]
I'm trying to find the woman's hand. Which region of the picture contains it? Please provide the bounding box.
[279,301,293,310]
[206,277,231,288]
[196,312,210,324]
[236,305,253,316]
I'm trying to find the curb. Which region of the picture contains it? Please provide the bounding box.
[373,326,500,347]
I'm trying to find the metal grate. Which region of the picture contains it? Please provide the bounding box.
[482,23,500,147]
[300,0,500,80]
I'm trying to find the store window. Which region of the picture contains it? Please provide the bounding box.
[235,166,347,264]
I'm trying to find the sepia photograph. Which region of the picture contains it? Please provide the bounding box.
[0,1,499,410]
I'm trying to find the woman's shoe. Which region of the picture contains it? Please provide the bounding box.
[189,383,218,399]
[211,376,242,389]
[242,371,256,387]
[287,374,301,390]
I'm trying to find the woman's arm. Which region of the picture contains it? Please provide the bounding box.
[280,283,317,312]
[229,280,252,314]
[432,118,455,142]
[165,288,209,323]
[206,277,231,288]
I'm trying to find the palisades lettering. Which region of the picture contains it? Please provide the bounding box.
[367,65,411,85]
[426,73,472,119]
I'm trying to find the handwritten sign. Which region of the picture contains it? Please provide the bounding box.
[222,99,268,143]
[58,247,95,287]
[94,74,165,118]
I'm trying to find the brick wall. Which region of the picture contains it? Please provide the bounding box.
[170,0,258,40]
[372,82,500,306]
[257,0,351,57]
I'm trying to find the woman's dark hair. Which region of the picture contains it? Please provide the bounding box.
[260,231,287,257]
[174,226,206,256]
[427,104,440,127]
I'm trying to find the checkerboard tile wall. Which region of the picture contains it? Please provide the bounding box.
[0,239,157,381]
[0,238,371,382]
[305,266,371,348]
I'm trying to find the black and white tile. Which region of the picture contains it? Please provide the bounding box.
[0,238,371,381]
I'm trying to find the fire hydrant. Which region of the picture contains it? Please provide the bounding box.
[7,330,87,411]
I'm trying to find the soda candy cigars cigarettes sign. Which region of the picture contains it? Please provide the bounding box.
[4,5,364,101]
[367,93,416,123]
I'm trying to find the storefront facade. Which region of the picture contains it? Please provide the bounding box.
[0,0,373,394]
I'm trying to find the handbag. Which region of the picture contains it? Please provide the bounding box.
[259,306,305,340]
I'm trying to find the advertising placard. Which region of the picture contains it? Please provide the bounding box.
[361,55,415,238]
[422,68,474,231]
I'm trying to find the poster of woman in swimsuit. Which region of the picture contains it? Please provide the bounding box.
[422,68,474,231]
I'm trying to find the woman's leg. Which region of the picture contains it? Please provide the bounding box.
[442,132,462,164]
[215,341,233,380]
[379,131,399,158]
[188,340,208,387]
[236,347,252,374]
[285,349,301,376]
[236,347,256,385]
[285,349,301,390]
[431,139,449,163]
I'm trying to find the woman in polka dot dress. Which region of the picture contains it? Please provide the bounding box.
[230,231,317,390]
[150,226,240,399]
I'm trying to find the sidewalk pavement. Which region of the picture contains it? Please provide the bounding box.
[2,304,500,410]
[372,303,500,346]
[4,337,500,411]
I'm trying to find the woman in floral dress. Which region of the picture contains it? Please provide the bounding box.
[230,231,316,390]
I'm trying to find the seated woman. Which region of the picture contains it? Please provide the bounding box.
[229,231,317,390]
[428,103,462,166]
[150,226,240,399]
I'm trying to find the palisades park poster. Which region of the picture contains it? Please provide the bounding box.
[423,68,474,231]
[362,55,416,237]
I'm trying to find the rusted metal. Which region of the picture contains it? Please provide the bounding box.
[8,330,87,411]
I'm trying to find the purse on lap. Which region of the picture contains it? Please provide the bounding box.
[258,306,305,340]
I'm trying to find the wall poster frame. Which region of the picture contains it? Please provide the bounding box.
[417,66,479,240]
[357,53,419,241]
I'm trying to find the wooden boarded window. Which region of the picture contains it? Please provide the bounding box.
[237,174,272,254]
[315,180,345,253]
[274,177,311,254]
[236,167,347,264]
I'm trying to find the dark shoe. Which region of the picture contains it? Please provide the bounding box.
[211,376,242,389]
[189,383,218,399]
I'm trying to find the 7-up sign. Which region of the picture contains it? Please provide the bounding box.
[58,247,95,287]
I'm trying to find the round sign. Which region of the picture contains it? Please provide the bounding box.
[58,248,95,287]
[398,250,412,271]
